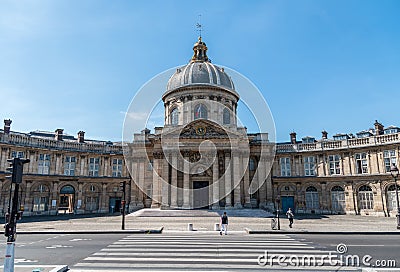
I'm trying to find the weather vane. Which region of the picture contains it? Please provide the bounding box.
[196,14,203,38]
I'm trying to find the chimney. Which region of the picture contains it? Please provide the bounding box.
[3,119,12,134]
[55,129,64,141]
[322,130,328,140]
[77,131,85,143]
[290,132,297,144]
[374,120,384,136]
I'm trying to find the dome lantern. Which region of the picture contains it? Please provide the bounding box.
[190,37,209,63]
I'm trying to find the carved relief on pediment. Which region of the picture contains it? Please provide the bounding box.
[179,121,228,138]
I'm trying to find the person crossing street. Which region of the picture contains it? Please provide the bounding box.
[220,212,228,235]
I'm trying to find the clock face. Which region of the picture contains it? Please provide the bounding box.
[196,126,206,136]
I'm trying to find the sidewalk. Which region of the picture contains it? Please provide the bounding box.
[14,209,400,234]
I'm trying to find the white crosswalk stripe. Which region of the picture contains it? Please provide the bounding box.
[71,233,361,271]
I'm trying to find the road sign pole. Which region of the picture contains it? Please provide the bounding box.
[3,242,15,272]
[3,158,30,272]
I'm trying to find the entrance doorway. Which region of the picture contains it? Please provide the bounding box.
[109,197,121,213]
[281,196,294,214]
[59,185,75,214]
[193,181,209,209]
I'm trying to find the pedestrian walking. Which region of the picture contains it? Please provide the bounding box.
[220,212,228,235]
[286,208,294,228]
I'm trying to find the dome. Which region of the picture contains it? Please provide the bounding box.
[164,37,237,97]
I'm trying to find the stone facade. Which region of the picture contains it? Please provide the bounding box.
[0,38,399,217]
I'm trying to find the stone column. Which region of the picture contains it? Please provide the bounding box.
[129,161,139,211]
[170,154,178,208]
[242,154,251,208]
[55,154,62,175]
[104,157,109,177]
[28,151,36,173]
[225,152,232,208]
[257,156,267,208]
[320,182,327,213]
[151,153,162,208]
[212,155,220,209]
[233,152,242,208]
[265,172,274,211]
[101,182,108,213]
[80,156,86,176]
[138,160,145,208]
[161,157,169,209]
[76,182,84,214]
[183,152,190,209]
[50,181,59,215]
[24,181,33,216]
[0,148,5,172]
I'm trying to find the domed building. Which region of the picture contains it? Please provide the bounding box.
[126,37,275,210]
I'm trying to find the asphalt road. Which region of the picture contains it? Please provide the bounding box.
[0,233,127,267]
[0,233,399,271]
[291,234,400,269]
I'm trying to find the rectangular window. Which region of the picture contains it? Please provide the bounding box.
[64,156,76,176]
[280,157,291,177]
[33,196,48,212]
[38,154,51,174]
[89,158,100,176]
[328,155,341,175]
[355,153,368,174]
[304,156,315,176]
[86,196,98,211]
[384,150,397,172]
[112,158,123,177]
[11,151,25,158]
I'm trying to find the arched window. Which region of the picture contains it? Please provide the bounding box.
[171,108,179,125]
[223,107,230,125]
[331,186,345,211]
[358,185,373,210]
[60,185,75,194]
[387,184,400,211]
[194,104,207,120]
[305,186,319,210]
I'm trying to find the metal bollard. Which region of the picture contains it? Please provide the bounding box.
[188,223,193,231]
[214,223,220,231]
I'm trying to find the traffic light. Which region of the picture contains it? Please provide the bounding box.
[6,158,30,184]
[119,181,126,192]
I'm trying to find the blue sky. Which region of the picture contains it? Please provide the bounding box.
[1,0,399,142]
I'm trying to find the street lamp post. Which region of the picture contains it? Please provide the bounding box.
[390,164,400,229]
[275,197,281,230]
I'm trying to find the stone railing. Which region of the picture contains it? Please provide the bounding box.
[276,132,400,153]
[0,133,124,154]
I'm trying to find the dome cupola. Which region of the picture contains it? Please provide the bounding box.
[164,37,237,99]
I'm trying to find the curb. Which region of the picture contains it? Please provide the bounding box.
[16,227,164,235]
[244,228,400,235]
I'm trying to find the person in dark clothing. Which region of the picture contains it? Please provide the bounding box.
[286,208,294,228]
[220,212,228,235]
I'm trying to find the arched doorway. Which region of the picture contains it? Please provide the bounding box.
[305,186,319,212]
[59,185,75,214]
[358,185,374,211]
[331,186,345,213]
[387,184,400,212]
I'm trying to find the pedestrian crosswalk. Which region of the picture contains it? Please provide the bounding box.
[71,233,361,271]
